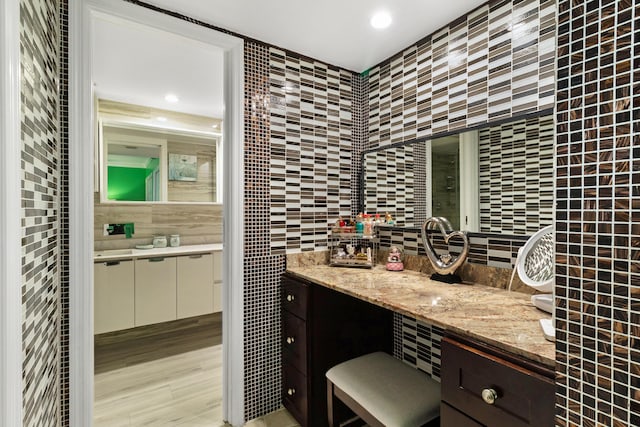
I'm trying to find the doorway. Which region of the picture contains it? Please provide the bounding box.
[426,130,479,232]
[69,0,245,425]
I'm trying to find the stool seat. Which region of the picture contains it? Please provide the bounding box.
[326,352,440,427]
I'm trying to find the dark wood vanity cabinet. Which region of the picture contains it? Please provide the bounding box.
[281,273,393,427]
[441,335,555,427]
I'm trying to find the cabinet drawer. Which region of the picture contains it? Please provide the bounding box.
[282,310,307,374]
[94,260,135,334]
[282,363,308,427]
[135,257,177,327]
[282,277,308,320]
[441,402,484,427]
[441,337,554,427]
[177,253,214,319]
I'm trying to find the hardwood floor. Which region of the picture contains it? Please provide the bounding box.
[94,313,225,426]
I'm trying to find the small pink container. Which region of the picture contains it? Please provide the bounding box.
[386,262,404,271]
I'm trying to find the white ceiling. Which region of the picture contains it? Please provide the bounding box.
[145,0,488,72]
[92,14,224,118]
[92,1,487,120]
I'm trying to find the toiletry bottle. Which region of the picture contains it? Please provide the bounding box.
[385,212,394,225]
[363,214,372,237]
[356,213,364,235]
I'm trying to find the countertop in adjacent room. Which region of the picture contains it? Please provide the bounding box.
[93,243,223,262]
[285,265,554,368]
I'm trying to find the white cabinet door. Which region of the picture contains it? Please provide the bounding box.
[177,253,214,319]
[135,256,177,326]
[94,260,135,334]
[213,251,222,313]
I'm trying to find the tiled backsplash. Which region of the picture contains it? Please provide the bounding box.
[93,198,223,250]
[378,225,528,270]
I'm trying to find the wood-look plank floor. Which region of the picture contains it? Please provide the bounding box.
[94,313,226,427]
[244,408,300,427]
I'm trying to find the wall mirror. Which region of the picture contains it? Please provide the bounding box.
[361,111,554,235]
[99,117,222,203]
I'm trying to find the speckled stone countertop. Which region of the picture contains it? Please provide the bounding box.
[286,265,554,368]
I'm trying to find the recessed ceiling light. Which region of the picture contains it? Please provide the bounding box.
[211,124,218,129]
[164,93,179,103]
[156,116,167,122]
[370,11,392,30]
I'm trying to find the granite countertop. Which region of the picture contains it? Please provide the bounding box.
[286,265,554,368]
[93,243,223,262]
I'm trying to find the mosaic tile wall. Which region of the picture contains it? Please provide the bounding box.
[269,48,353,254]
[479,114,555,235]
[367,0,556,149]
[363,144,417,224]
[58,0,69,424]
[243,41,287,420]
[396,316,445,382]
[555,1,640,426]
[351,74,369,218]
[20,0,60,425]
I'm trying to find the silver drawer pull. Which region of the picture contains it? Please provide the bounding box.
[105,261,120,266]
[481,388,498,405]
[287,388,296,396]
[149,257,165,262]
[189,254,203,259]
[286,294,295,302]
[286,336,295,344]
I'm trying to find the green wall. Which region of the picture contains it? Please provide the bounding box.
[108,166,153,201]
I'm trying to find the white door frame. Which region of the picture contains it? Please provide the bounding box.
[69,1,245,425]
[0,0,24,425]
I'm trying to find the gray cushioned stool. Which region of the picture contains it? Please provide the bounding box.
[326,352,440,427]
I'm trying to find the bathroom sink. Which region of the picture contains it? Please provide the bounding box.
[94,249,134,257]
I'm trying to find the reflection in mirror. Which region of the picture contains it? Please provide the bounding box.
[100,116,221,203]
[362,112,554,235]
[96,100,222,203]
[429,131,479,231]
[106,137,162,201]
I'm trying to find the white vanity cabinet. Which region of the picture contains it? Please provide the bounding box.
[177,253,214,318]
[94,245,223,334]
[135,256,177,327]
[94,259,135,334]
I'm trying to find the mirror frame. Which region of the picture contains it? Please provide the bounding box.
[359,107,555,234]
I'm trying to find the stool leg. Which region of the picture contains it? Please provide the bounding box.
[327,379,336,427]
